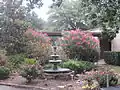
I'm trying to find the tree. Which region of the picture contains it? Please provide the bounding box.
[0,0,29,54]
[82,0,120,40]
[48,0,120,40]
[25,11,45,30]
[47,0,89,31]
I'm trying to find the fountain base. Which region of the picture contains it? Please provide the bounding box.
[44,68,71,73]
[44,68,74,80]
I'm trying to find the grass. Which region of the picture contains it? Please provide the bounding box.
[109,65,120,73]
[98,64,120,73]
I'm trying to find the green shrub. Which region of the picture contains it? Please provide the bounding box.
[24,58,37,65]
[0,66,10,80]
[8,54,25,69]
[61,60,95,74]
[21,58,39,83]
[25,29,51,65]
[83,70,118,88]
[104,51,120,65]
[21,65,39,83]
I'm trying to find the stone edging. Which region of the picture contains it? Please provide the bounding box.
[0,82,48,90]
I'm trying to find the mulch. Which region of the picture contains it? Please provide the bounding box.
[0,75,82,90]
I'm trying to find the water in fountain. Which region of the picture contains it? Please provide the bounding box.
[44,46,71,73]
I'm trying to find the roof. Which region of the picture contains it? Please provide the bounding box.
[42,30,101,37]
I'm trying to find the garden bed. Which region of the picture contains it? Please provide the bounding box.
[0,75,82,90]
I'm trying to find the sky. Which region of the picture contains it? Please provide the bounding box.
[33,0,53,21]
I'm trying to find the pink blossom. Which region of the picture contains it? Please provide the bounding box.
[72,36,76,40]
[86,41,90,45]
[76,42,81,45]
[70,30,76,34]
[61,44,68,46]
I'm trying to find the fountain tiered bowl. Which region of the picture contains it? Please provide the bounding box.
[44,54,71,74]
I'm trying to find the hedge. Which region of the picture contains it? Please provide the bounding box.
[61,60,96,74]
[104,51,120,66]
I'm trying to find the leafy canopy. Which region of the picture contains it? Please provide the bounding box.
[48,0,120,40]
[80,0,120,40]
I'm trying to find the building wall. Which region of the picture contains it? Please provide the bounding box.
[112,32,120,51]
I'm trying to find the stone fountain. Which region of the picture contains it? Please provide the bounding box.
[44,46,71,73]
[44,46,73,79]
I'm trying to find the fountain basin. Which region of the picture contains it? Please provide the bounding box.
[44,68,71,73]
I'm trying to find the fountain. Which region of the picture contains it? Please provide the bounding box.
[44,46,73,79]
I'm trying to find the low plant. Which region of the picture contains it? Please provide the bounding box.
[21,65,39,83]
[80,79,100,90]
[61,60,96,74]
[8,54,25,69]
[0,66,10,80]
[84,70,118,88]
[94,71,118,87]
[24,58,37,65]
[21,58,39,83]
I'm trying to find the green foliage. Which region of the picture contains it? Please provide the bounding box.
[21,65,39,83]
[104,51,120,66]
[8,54,25,69]
[48,0,89,31]
[0,20,29,55]
[0,0,44,55]
[0,1,29,54]
[62,60,95,74]
[24,58,37,65]
[25,11,45,30]
[49,0,120,40]
[0,66,10,80]
[21,56,39,83]
[83,0,120,40]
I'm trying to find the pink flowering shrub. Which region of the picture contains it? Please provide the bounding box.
[25,28,51,44]
[58,29,99,62]
[24,28,52,64]
[85,70,118,87]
